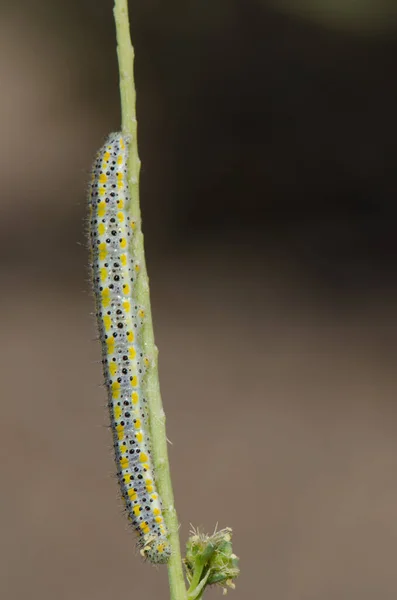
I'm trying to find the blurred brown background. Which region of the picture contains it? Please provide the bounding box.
[1,1,397,598]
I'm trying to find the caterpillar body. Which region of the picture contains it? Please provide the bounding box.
[88,132,171,564]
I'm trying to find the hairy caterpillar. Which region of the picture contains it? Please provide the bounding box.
[88,132,171,564]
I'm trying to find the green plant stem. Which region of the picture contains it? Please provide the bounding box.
[186,543,215,600]
[187,567,210,600]
[188,572,211,600]
[113,2,187,600]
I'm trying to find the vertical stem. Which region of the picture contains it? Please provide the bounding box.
[113,2,187,600]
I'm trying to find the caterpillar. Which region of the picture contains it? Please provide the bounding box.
[88,132,171,564]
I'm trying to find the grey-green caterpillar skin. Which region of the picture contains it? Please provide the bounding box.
[88,132,171,564]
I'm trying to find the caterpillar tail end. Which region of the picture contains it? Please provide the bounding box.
[140,535,172,564]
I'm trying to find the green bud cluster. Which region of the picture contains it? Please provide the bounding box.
[184,527,240,598]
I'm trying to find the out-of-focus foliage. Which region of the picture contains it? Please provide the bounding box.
[264,0,397,34]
